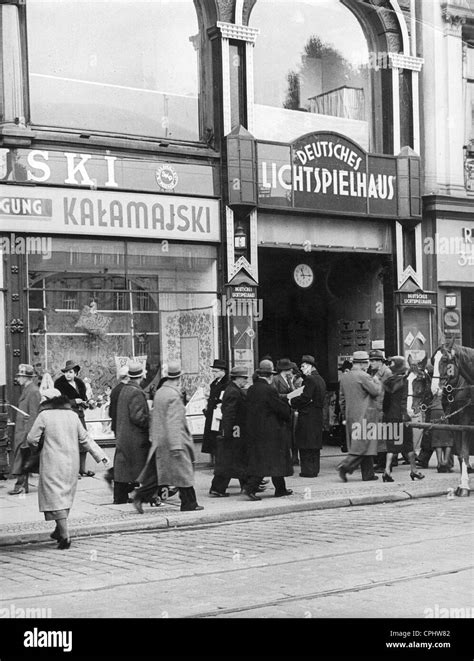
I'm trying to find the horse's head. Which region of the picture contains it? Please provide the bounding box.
[431,343,461,398]
[407,355,432,412]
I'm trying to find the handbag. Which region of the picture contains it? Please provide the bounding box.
[23,434,44,474]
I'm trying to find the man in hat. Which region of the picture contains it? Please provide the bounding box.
[201,359,229,466]
[337,351,382,482]
[209,366,249,497]
[274,358,299,465]
[54,360,93,476]
[290,355,326,478]
[368,350,392,472]
[112,362,150,504]
[244,359,293,500]
[137,361,203,512]
[102,365,130,490]
[8,364,41,495]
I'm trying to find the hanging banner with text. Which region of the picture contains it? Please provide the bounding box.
[0,185,220,242]
[257,131,399,217]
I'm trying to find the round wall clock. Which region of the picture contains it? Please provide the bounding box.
[294,264,314,288]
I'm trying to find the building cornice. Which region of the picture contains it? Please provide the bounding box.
[216,21,259,43]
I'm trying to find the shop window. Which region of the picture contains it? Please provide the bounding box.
[27,239,218,400]
[251,0,371,148]
[26,0,200,141]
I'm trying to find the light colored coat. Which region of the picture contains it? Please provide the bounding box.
[27,404,105,512]
[10,381,41,475]
[339,369,381,456]
[145,381,195,488]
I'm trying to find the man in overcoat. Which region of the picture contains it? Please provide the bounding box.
[103,365,129,490]
[8,364,41,495]
[136,361,203,512]
[290,355,326,478]
[209,366,249,497]
[367,350,392,471]
[244,359,293,500]
[112,362,150,504]
[274,358,299,465]
[337,351,382,482]
[201,359,229,466]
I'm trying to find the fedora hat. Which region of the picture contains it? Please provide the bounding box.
[256,359,276,375]
[128,362,144,379]
[276,358,293,371]
[211,359,227,371]
[301,354,316,366]
[230,366,248,378]
[61,360,80,373]
[352,351,370,363]
[16,364,34,378]
[369,350,385,361]
[167,360,183,379]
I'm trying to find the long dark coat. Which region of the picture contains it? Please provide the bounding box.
[214,381,248,478]
[383,373,413,454]
[113,382,150,483]
[201,375,229,454]
[109,381,127,434]
[10,381,41,476]
[339,369,381,456]
[246,378,293,477]
[139,381,195,488]
[291,369,326,450]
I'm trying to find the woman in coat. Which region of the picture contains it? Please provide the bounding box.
[290,355,326,478]
[201,359,229,465]
[244,360,293,499]
[27,388,109,549]
[382,356,425,482]
[54,360,93,477]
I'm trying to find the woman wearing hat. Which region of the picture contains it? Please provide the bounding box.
[27,388,109,549]
[8,364,41,495]
[54,360,94,477]
[201,359,229,466]
[382,357,425,482]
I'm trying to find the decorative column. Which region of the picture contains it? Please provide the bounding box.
[0,2,32,144]
[388,53,424,156]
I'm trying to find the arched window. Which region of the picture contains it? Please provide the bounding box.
[251,0,372,149]
[26,0,201,141]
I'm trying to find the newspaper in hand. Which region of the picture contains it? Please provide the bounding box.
[287,386,304,401]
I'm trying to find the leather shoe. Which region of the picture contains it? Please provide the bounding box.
[274,489,293,497]
[246,491,262,501]
[132,495,144,514]
[181,505,204,511]
[209,489,229,497]
[57,537,71,550]
[363,476,379,481]
[337,467,348,482]
[8,486,26,495]
[299,473,317,478]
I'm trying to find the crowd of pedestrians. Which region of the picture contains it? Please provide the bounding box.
[6,346,468,549]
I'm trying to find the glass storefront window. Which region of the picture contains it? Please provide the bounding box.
[26,0,200,141]
[28,239,218,400]
[251,0,371,148]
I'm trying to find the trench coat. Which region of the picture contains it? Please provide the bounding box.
[214,381,248,478]
[339,369,381,456]
[291,369,326,450]
[113,382,150,483]
[201,376,229,455]
[246,378,293,477]
[10,381,41,475]
[140,381,195,488]
[27,402,106,512]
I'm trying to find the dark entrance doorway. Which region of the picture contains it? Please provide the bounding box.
[257,248,391,383]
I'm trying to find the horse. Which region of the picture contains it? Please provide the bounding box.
[431,342,474,473]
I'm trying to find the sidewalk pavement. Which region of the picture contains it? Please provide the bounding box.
[0,444,467,546]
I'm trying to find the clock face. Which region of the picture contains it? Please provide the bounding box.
[294,264,314,288]
[444,310,460,327]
